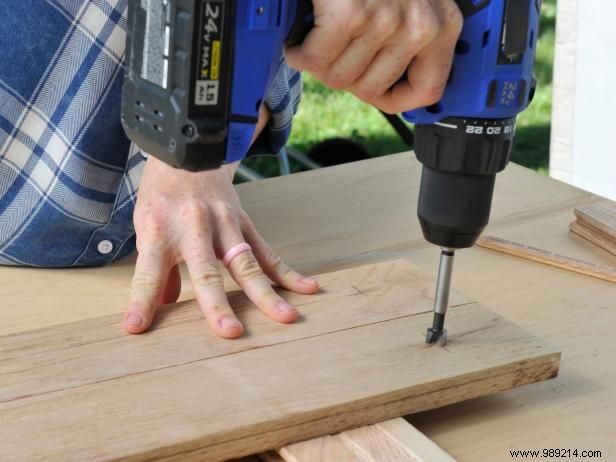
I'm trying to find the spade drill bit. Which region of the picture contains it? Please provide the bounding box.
[426,248,455,345]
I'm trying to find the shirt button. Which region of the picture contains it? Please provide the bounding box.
[97,240,114,255]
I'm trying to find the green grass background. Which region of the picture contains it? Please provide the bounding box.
[244,0,556,177]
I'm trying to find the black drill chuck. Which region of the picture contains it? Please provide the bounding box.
[415,117,517,249]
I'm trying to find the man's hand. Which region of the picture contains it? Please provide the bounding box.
[285,0,463,114]
[123,113,319,339]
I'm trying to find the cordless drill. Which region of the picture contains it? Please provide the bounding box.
[121,0,540,344]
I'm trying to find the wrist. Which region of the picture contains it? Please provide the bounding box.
[220,161,240,181]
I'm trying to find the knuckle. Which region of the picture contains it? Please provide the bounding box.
[353,85,379,103]
[214,203,238,228]
[180,201,210,224]
[236,255,263,281]
[301,51,327,73]
[331,5,364,32]
[264,292,284,306]
[411,8,440,45]
[193,264,223,288]
[131,272,164,292]
[377,101,399,115]
[442,2,464,37]
[264,248,283,271]
[421,84,446,106]
[325,72,352,90]
[134,212,167,239]
[374,8,401,32]
[238,210,252,228]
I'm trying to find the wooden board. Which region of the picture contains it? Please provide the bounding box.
[1,154,612,459]
[0,259,560,462]
[574,200,616,239]
[570,220,616,256]
[571,200,616,255]
[476,235,616,283]
[275,418,456,462]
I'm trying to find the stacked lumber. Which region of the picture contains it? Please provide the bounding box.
[570,200,616,256]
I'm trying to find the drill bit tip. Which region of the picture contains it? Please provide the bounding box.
[426,311,448,345]
[426,327,448,345]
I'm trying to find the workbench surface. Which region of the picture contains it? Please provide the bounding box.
[1,153,614,461]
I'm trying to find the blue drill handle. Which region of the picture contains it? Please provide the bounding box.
[223,0,314,164]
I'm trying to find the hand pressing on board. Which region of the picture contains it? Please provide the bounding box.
[285,0,463,114]
[123,106,320,338]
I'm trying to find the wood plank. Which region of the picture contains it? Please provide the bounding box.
[0,260,470,402]
[279,436,357,462]
[570,219,616,256]
[0,260,560,462]
[372,418,456,461]
[574,200,616,239]
[335,418,456,462]
[278,418,455,462]
[476,235,616,283]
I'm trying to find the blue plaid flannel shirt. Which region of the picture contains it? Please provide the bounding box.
[0,0,301,267]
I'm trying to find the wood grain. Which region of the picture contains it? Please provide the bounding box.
[0,260,559,462]
[2,154,610,460]
[0,260,467,402]
[278,418,456,462]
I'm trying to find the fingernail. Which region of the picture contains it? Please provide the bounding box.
[125,312,143,327]
[300,277,317,285]
[277,301,296,314]
[219,316,241,330]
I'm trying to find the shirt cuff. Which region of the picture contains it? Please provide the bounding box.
[248,58,302,155]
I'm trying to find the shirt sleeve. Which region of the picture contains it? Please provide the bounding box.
[248,58,302,155]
